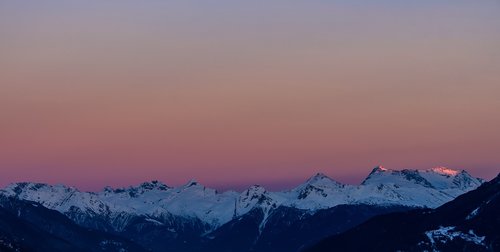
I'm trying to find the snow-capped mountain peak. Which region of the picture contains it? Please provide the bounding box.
[138,180,170,190]
[183,179,200,188]
[128,181,171,193]
[239,185,270,204]
[289,173,344,204]
[304,173,340,186]
[361,166,393,185]
[428,166,460,176]
[361,167,472,189]
[371,165,390,173]
[245,184,267,194]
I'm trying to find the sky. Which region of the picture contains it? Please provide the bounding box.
[1,0,499,191]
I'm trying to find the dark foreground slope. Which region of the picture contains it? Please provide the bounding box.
[306,173,500,252]
[200,204,413,252]
[0,196,145,252]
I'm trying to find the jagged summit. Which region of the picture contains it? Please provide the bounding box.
[362,166,389,182]
[138,180,170,190]
[4,182,78,196]
[362,166,467,183]
[102,180,171,194]
[370,165,389,173]
[310,172,329,179]
[240,185,269,202]
[247,184,266,191]
[304,172,339,186]
[183,179,201,188]
[428,166,461,176]
[360,166,483,194]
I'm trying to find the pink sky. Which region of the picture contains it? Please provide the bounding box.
[1,1,499,191]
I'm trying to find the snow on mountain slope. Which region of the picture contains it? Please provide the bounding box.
[0,167,484,231]
[273,173,353,210]
[354,166,484,207]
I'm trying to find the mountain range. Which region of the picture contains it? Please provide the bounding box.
[0,166,486,251]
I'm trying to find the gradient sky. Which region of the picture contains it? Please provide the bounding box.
[1,0,499,191]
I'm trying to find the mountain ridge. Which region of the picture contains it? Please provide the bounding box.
[4,166,481,193]
[0,167,483,231]
[0,166,486,252]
